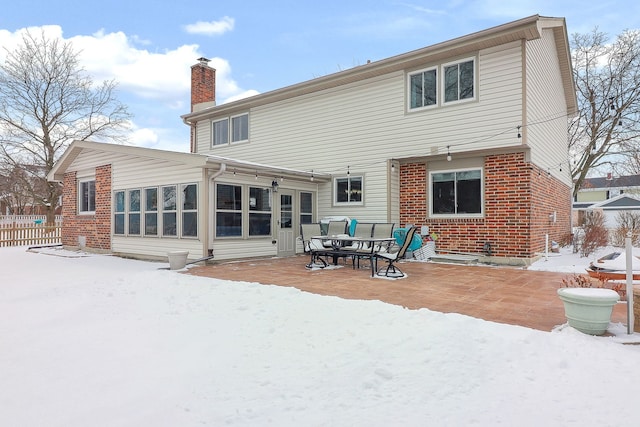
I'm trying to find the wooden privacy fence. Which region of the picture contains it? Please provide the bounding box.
[0,219,62,248]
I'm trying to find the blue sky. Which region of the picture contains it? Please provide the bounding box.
[1,0,638,152]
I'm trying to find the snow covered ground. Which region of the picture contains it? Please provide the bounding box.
[1,245,639,426]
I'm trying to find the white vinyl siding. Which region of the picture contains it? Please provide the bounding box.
[67,150,207,260]
[526,28,572,186]
[193,43,523,223]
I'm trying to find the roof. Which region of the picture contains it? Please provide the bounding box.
[48,140,330,182]
[182,15,577,123]
[588,194,640,209]
[579,174,640,191]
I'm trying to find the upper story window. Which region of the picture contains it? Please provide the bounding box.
[335,176,363,205]
[408,67,437,110]
[407,57,476,111]
[212,119,228,146]
[79,179,96,214]
[430,168,483,217]
[443,58,475,103]
[212,113,249,146]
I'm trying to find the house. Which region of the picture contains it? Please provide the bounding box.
[48,15,577,265]
[573,174,640,231]
[574,174,640,209]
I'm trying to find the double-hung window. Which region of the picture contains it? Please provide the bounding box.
[79,179,96,213]
[144,188,158,236]
[443,58,475,103]
[114,190,125,234]
[216,183,242,237]
[212,113,248,146]
[181,184,198,237]
[335,176,363,205]
[128,189,141,235]
[248,187,271,236]
[162,185,177,236]
[231,114,249,142]
[212,119,229,146]
[408,67,437,110]
[431,169,482,216]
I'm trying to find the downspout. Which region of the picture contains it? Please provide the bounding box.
[208,163,227,256]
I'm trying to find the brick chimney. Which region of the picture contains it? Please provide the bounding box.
[191,57,215,112]
[189,58,215,153]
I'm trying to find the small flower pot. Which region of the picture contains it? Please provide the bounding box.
[167,250,189,270]
[557,287,619,335]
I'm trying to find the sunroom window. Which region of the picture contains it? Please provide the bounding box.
[248,187,271,236]
[216,183,242,237]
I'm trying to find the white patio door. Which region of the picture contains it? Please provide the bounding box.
[277,190,296,257]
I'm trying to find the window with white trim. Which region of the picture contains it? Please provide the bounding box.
[79,179,96,213]
[162,185,177,236]
[144,187,158,236]
[212,118,229,146]
[181,184,198,237]
[443,58,475,103]
[248,186,271,236]
[212,113,249,146]
[128,189,141,235]
[216,183,242,237]
[408,67,437,110]
[335,176,363,205]
[231,114,249,142]
[430,169,483,216]
[114,190,125,234]
[300,192,313,224]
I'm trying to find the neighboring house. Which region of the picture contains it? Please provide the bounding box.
[584,194,640,230]
[574,174,640,208]
[573,174,640,229]
[48,15,577,265]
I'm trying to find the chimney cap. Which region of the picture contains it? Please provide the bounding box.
[197,57,210,64]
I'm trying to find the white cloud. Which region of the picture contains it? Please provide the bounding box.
[183,16,235,36]
[0,25,258,152]
[1,25,254,105]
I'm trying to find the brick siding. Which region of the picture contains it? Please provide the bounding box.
[61,164,112,251]
[399,152,571,261]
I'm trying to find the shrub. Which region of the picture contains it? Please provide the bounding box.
[561,273,626,300]
[580,210,608,257]
[611,211,640,246]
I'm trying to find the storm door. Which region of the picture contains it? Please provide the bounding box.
[277,189,295,256]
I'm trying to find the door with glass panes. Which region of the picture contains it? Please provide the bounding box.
[277,190,295,256]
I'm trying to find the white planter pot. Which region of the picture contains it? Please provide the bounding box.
[557,287,619,335]
[167,251,189,270]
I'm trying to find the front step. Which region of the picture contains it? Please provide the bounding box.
[429,253,479,265]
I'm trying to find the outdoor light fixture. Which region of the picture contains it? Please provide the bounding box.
[446,146,452,162]
[517,125,522,139]
[271,179,279,192]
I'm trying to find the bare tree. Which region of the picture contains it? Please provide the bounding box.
[0,29,132,223]
[570,28,640,196]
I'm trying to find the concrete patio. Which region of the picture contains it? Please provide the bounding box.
[187,256,629,332]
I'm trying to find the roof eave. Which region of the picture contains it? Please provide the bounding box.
[182,14,548,123]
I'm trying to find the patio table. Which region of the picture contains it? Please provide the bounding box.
[312,235,396,277]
